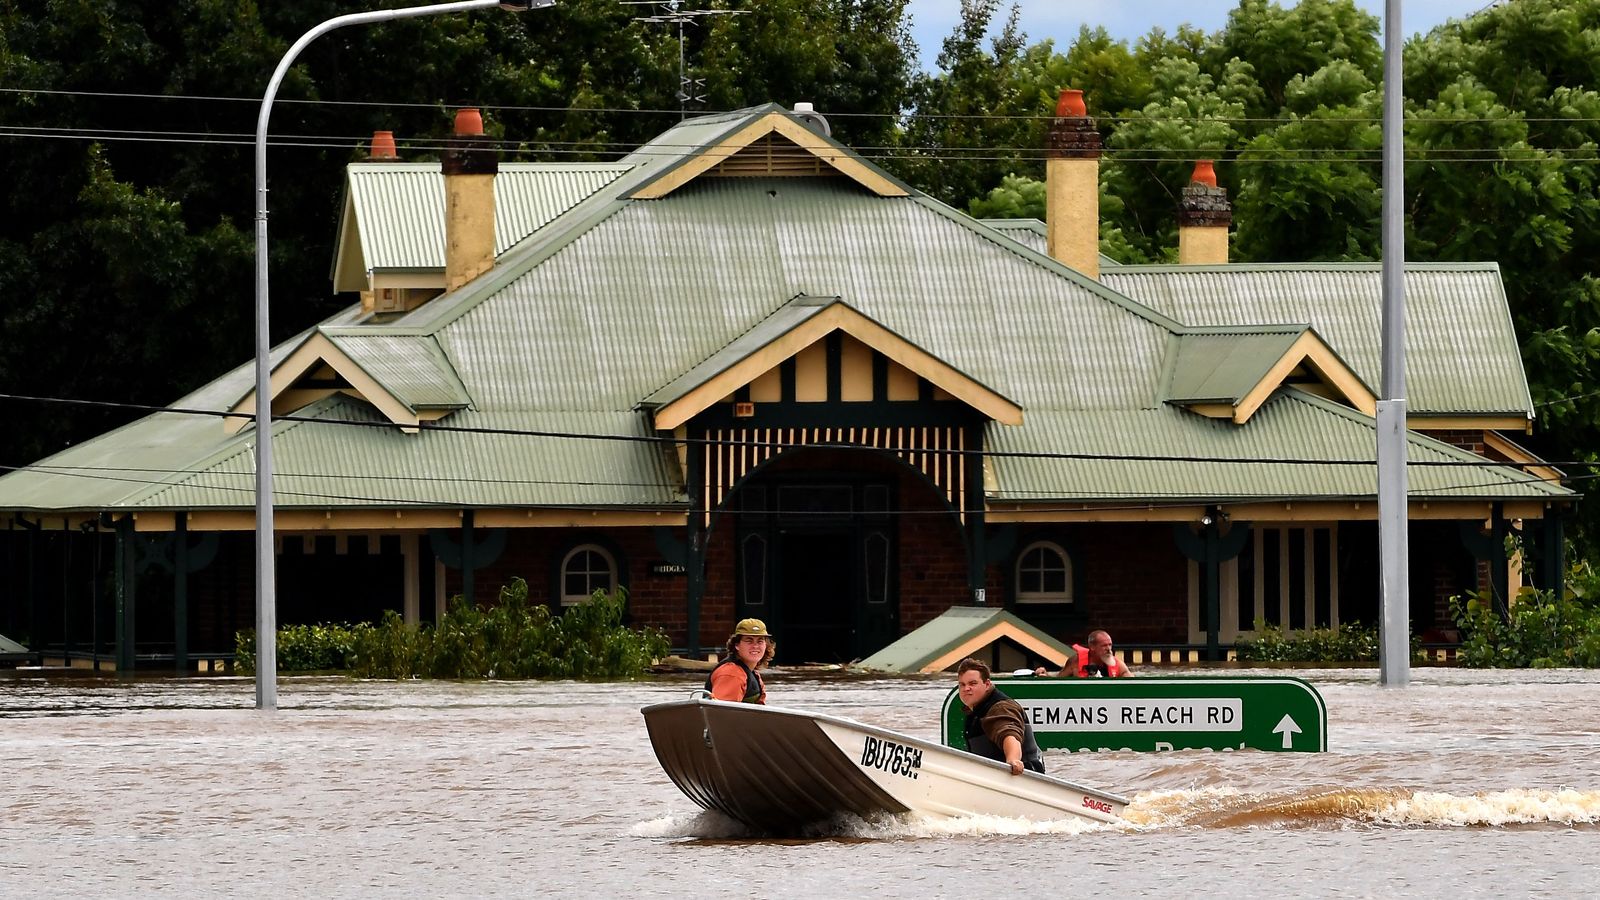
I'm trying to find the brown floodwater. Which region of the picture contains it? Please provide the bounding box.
[1,666,1597,897]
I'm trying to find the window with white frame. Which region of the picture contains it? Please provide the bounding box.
[1015,541,1073,603]
[561,544,617,607]
[1187,524,1338,643]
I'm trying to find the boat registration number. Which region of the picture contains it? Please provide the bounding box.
[860,735,922,780]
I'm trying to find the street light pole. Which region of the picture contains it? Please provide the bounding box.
[253,0,555,710]
[1377,0,1411,687]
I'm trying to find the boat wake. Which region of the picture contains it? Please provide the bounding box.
[1128,786,1600,829]
[634,786,1600,839]
[630,808,1110,840]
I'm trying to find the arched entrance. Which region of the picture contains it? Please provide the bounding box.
[720,448,960,665]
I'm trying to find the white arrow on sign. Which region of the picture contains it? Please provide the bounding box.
[1272,714,1302,749]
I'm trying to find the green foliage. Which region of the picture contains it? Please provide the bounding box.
[1235,620,1418,663]
[234,578,667,679]
[235,622,362,673]
[1451,587,1600,668]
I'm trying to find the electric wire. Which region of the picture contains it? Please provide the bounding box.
[8,85,1599,125]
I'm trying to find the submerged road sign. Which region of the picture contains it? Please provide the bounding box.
[941,676,1327,753]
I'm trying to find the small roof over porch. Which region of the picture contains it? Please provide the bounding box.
[855,606,1073,674]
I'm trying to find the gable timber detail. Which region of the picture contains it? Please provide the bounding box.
[647,301,1023,430]
[629,113,910,200]
[226,332,447,434]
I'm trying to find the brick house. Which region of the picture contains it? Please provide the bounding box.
[0,99,1571,669]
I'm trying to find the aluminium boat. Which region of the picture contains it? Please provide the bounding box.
[643,696,1128,832]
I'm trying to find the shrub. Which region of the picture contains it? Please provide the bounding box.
[236,622,364,673]
[1451,587,1600,668]
[236,578,668,680]
[1235,620,1419,663]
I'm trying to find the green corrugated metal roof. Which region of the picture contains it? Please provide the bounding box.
[324,332,472,410]
[980,218,1121,268]
[1102,264,1533,418]
[641,295,835,409]
[0,106,1569,515]
[416,178,1181,413]
[985,388,1566,502]
[333,161,630,290]
[132,400,681,510]
[1165,328,1310,403]
[855,606,1073,673]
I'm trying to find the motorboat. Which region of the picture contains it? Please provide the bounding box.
[642,696,1129,832]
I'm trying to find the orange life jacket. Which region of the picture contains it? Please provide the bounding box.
[1073,643,1128,677]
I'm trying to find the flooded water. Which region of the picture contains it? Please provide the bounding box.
[2,667,1597,898]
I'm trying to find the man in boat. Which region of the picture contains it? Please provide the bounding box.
[705,618,774,704]
[1035,630,1132,678]
[956,658,1045,775]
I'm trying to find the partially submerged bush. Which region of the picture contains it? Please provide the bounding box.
[236,577,667,679]
[1451,588,1600,668]
[1236,620,1417,663]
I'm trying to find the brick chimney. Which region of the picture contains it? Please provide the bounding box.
[1045,88,1103,279]
[1177,160,1232,265]
[441,108,498,292]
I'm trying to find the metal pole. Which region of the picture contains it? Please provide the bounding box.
[254,0,551,710]
[1377,0,1410,687]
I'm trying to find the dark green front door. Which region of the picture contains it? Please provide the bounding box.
[733,479,899,664]
[775,529,853,664]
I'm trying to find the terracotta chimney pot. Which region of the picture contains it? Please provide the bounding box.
[453,108,485,136]
[1057,89,1087,118]
[1191,160,1218,188]
[368,130,399,161]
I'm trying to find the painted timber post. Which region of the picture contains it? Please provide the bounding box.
[428,522,505,612]
[175,513,188,672]
[1172,510,1248,660]
[115,517,135,672]
[964,422,987,605]
[461,510,476,608]
[684,427,705,657]
[1537,511,1565,597]
[1460,504,1512,619]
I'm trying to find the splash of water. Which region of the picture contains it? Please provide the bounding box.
[1126,785,1600,829]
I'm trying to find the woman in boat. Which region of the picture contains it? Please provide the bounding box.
[704,618,774,704]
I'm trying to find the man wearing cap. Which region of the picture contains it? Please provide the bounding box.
[705,618,775,704]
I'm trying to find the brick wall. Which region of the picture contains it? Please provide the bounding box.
[1420,429,1486,456]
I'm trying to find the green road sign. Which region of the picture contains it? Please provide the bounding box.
[941,677,1327,753]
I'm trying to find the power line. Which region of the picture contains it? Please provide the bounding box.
[5,127,1599,166]
[0,390,1577,472]
[8,85,1600,126]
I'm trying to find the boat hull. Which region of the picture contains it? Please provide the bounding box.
[643,698,1128,832]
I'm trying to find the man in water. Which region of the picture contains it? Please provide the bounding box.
[1036,629,1132,678]
[956,657,1044,775]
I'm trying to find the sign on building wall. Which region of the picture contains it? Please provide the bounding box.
[940,677,1327,753]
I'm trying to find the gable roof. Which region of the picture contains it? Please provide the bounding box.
[642,295,1023,429]
[984,387,1567,505]
[624,105,911,200]
[1164,327,1376,422]
[331,161,630,292]
[855,606,1074,673]
[1102,263,1534,423]
[226,331,470,434]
